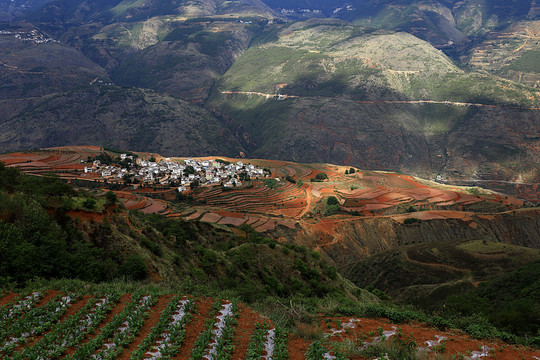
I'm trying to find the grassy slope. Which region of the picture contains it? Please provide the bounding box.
[0,164,368,308]
[111,19,258,101]
[212,20,538,104]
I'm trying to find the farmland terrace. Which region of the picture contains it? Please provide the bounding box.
[1,146,539,255]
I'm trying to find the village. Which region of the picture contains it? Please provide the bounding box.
[86,154,270,192]
[0,29,59,44]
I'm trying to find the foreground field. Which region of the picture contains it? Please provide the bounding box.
[1,290,539,360]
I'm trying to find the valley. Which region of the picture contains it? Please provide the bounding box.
[0,0,539,358]
[0,1,538,185]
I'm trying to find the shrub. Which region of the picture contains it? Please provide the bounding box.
[327,196,339,205]
[105,191,118,205]
[83,198,96,209]
[431,316,453,330]
[403,218,420,225]
[285,175,296,184]
[361,331,418,360]
[311,173,328,182]
[140,237,163,256]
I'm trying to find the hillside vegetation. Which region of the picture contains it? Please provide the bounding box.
[0,85,243,156]
[209,20,539,181]
[2,163,540,354]
[342,239,540,341]
[0,163,362,307]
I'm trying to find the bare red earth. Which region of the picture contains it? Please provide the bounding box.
[0,292,18,306]
[287,335,311,360]
[319,317,540,359]
[230,303,265,359]
[66,209,106,223]
[36,290,64,307]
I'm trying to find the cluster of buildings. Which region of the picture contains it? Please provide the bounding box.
[0,29,59,44]
[280,8,322,15]
[85,155,268,192]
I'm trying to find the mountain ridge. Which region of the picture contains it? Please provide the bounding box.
[0,0,538,185]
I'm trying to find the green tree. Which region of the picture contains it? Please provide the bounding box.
[327,196,339,205]
[190,179,200,189]
[105,191,118,205]
[83,198,96,209]
[120,254,148,280]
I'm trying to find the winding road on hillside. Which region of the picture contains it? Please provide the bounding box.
[220,90,540,110]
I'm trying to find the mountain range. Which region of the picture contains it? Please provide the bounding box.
[0,0,538,185]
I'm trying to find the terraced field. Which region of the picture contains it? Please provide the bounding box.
[1,290,539,360]
[0,147,537,239]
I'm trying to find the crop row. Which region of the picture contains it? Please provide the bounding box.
[65,294,157,360]
[10,294,120,360]
[246,322,288,360]
[1,294,78,356]
[131,294,195,359]
[0,292,42,330]
[1,294,289,360]
[305,340,347,360]
[190,299,238,360]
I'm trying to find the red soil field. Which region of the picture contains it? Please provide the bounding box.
[21,296,91,351]
[230,304,266,358]
[218,216,248,226]
[320,317,540,360]
[200,212,223,223]
[62,294,132,357]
